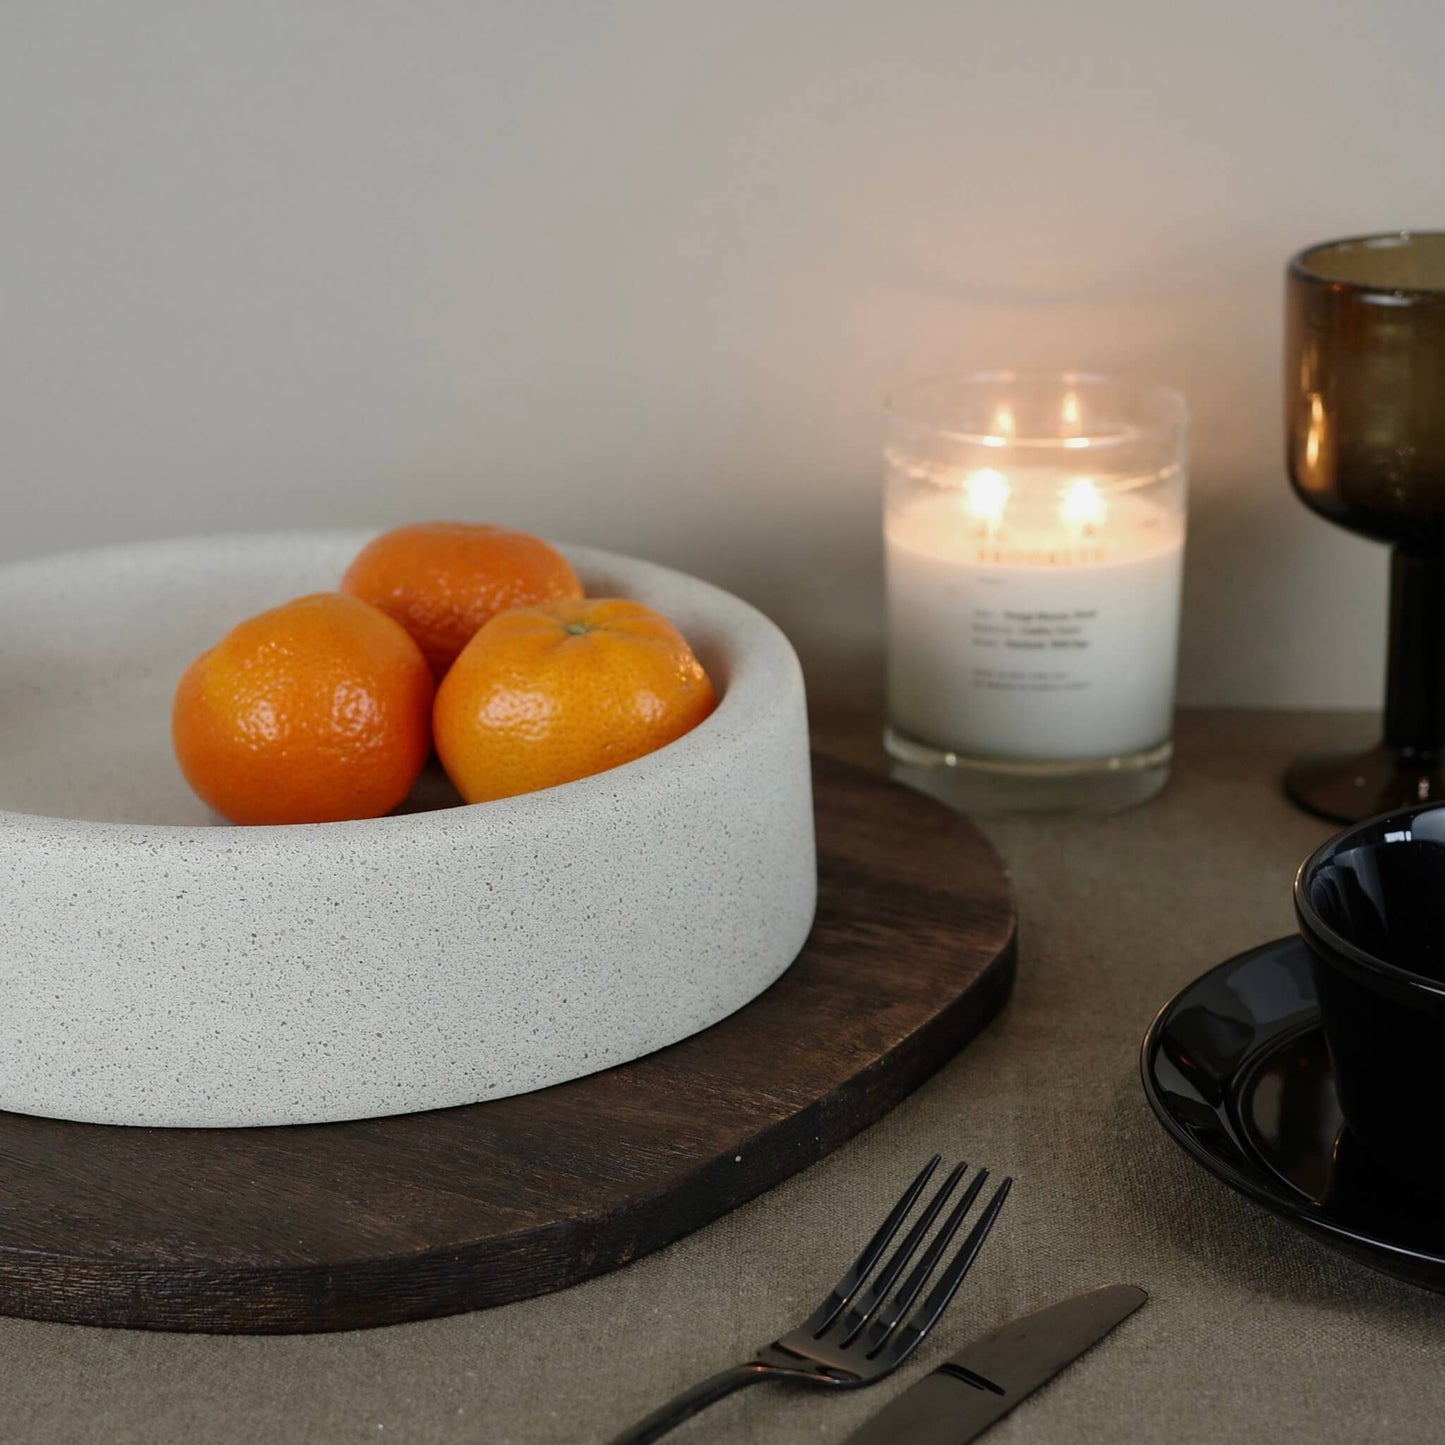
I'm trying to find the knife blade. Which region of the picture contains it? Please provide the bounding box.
[842,1284,1147,1445]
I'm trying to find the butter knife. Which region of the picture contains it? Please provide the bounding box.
[842,1284,1147,1445]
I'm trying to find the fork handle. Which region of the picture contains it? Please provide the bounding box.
[606,1362,773,1444]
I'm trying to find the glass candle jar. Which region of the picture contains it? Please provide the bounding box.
[884,372,1188,813]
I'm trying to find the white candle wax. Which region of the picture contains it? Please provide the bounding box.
[886,468,1184,761]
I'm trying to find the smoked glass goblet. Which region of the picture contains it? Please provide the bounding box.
[1285,232,1445,822]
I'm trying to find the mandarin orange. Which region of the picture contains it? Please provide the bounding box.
[433,597,717,803]
[172,592,434,825]
[340,522,583,680]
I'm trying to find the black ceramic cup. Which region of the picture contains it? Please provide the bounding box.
[1295,803,1445,1190]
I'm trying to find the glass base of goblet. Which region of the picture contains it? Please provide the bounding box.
[1284,743,1445,824]
[884,725,1171,816]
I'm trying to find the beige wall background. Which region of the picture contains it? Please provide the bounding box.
[3,1,1440,710]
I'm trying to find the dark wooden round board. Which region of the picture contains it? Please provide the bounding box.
[0,754,1016,1334]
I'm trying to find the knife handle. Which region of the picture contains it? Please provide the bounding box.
[608,1362,773,1444]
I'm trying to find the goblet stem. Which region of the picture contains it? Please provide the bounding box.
[1385,548,1445,760]
[1284,547,1445,822]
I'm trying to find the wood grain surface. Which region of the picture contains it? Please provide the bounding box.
[0,754,1016,1334]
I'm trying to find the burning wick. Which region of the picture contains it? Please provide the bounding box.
[964,468,1010,537]
[1060,477,1107,536]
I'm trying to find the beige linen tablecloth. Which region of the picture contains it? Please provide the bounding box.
[4,709,1442,1444]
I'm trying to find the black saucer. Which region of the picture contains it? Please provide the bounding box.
[1141,936,1445,1293]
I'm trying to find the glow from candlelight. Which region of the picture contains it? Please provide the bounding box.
[982,403,1016,447]
[1305,394,1324,471]
[964,467,1010,535]
[1061,391,1082,428]
[1060,477,1107,534]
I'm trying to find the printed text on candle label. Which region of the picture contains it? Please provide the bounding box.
[970,607,1098,689]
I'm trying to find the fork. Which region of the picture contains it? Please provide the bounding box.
[607,1155,1012,1444]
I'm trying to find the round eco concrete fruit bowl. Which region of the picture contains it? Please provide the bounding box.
[0,532,816,1127]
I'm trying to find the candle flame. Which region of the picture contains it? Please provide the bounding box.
[1060,477,1107,534]
[964,467,1010,535]
[1061,391,1082,429]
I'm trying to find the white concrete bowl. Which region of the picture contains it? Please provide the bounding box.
[0,531,816,1127]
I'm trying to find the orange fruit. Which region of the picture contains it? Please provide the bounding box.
[433,597,717,803]
[172,593,434,825]
[340,522,584,680]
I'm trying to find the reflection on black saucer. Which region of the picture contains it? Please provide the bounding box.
[1239,1022,1338,1201]
[1142,936,1445,1294]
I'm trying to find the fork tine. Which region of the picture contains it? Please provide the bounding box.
[873,1175,1013,1364]
[800,1154,941,1335]
[831,1160,969,1346]
[861,1167,989,1355]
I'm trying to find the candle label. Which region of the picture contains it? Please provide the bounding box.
[886,491,1184,761]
